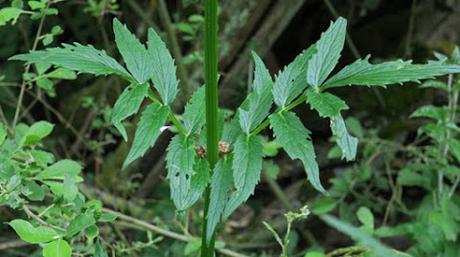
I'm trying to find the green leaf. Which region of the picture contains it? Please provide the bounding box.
[307,17,347,88]
[0,123,6,145]
[36,160,82,180]
[239,52,273,133]
[94,240,109,257]
[43,239,72,257]
[447,138,460,163]
[66,213,96,238]
[207,158,233,243]
[166,134,204,210]
[430,210,459,241]
[36,78,54,93]
[320,215,400,257]
[111,83,147,141]
[63,173,78,202]
[223,135,263,219]
[147,27,179,104]
[357,207,374,233]
[184,238,201,256]
[85,225,99,241]
[0,7,22,26]
[22,180,45,201]
[9,219,58,243]
[123,103,169,168]
[306,90,348,118]
[273,44,316,107]
[10,43,132,80]
[331,114,358,161]
[113,18,151,84]
[322,56,460,89]
[182,86,206,135]
[270,112,325,193]
[411,105,449,122]
[47,68,77,80]
[23,121,54,145]
[28,1,46,10]
[311,198,338,214]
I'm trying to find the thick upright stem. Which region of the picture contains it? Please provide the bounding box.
[202,0,219,256]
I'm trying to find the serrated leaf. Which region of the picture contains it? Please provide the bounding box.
[123,103,169,168]
[47,68,77,80]
[322,56,460,89]
[147,27,179,104]
[239,53,273,133]
[306,90,348,118]
[184,158,211,209]
[36,160,82,180]
[166,134,196,210]
[331,114,358,161]
[182,86,206,135]
[43,239,72,257]
[411,105,449,121]
[113,18,152,84]
[9,219,58,243]
[320,215,400,257]
[273,44,316,107]
[223,135,263,219]
[307,17,347,88]
[111,83,147,141]
[206,158,233,243]
[10,43,132,80]
[270,112,325,192]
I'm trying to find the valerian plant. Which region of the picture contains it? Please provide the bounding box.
[10,1,460,255]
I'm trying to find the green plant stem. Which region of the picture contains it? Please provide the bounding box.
[202,0,219,256]
[250,93,309,136]
[147,88,186,135]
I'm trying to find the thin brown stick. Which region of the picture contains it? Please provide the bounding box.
[103,208,249,257]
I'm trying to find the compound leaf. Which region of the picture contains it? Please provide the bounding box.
[307,17,347,88]
[111,83,147,141]
[270,112,325,193]
[223,135,264,219]
[147,28,179,104]
[206,158,233,243]
[113,18,152,84]
[10,43,131,80]
[322,56,460,89]
[182,86,206,135]
[123,103,169,168]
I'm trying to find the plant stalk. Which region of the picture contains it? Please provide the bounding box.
[202,0,219,256]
